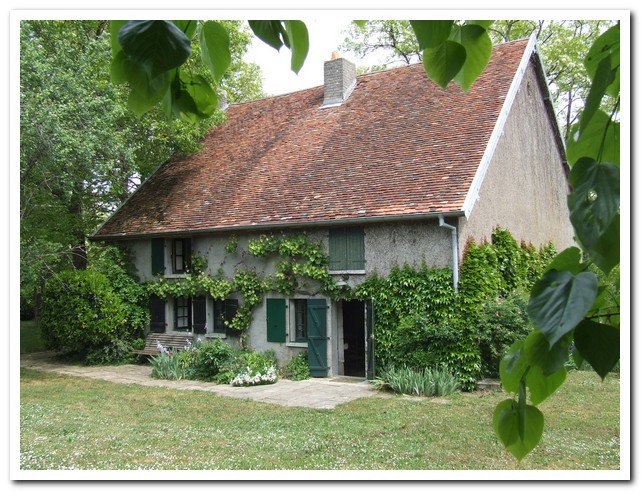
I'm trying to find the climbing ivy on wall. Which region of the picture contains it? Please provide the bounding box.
[144,229,556,384]
[354,229,557,390]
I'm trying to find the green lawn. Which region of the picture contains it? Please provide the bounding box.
[19,367,620,471]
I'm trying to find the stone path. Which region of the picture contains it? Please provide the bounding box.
[20,352,387,409]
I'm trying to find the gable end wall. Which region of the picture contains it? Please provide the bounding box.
[459,62,574,251]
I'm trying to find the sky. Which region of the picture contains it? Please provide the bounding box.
[244,18,358,97]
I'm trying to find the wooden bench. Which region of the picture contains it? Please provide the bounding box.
[133,332,195,357]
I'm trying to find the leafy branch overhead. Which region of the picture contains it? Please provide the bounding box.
[111,20,309,121]
[111,19,492,122]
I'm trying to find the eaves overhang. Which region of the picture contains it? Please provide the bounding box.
[89,210,466,241]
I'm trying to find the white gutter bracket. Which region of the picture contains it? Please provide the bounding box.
[438,214,459,292]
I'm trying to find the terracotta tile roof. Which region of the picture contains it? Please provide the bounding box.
[93,39,529,239]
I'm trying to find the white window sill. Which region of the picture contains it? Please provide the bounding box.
[329,270,366,275]
[286,342,308,348]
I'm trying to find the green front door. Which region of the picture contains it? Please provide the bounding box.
[307,299,328,377]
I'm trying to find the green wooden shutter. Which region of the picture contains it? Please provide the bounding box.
[193,295,207,334]
[347,228,365,270]
[151,238,165,276]
[329,229,347,270]
[329,228,364,271]
[307,298,328,377]
[149,294,166,333]
[266,298,287,343]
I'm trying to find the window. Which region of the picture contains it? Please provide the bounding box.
[329,227,365,271]
[293,299,308,342]
[175,296,191,331]
[172,238,191,273]
[213,299,239,335]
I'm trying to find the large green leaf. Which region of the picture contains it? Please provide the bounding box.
[110,20,128,55]
[124,62,172,116]
[283,20,309,74]
[172,20,198,40]
[409,20,454,49]
[181,73,219,116]
[499,340,528,394]
[585,23,620,98]
[526,365,567,405]
[422,40,466,89]
[248,20,286,51]
[528,270,599,346]
[493,399,544,461]
[573,319,620,380]
[524,330,571,376]
[452,24,493,92]
[566,110,620,167]
[544,247,584,275]
[568,157,620,274]
[118,20,191,78]
[580,54,616,135]
[200,21,231,83]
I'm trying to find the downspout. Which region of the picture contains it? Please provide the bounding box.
[438,215,459,292]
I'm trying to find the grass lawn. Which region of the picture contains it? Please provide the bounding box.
[19,367,620,471]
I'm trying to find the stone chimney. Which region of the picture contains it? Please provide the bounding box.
[322,53,356,107]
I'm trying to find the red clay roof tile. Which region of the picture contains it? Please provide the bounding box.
[93,39,529,238]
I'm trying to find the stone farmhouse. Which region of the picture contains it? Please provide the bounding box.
[92,35,574,378]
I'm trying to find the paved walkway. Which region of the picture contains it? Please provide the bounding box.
[20,352,386,409]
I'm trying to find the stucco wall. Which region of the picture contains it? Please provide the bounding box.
[459,62,575,251]
[127,218,455,370]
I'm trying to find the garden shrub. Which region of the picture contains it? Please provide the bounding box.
[85,339,137,366]
[40,269,129,357]
[88,244,149,341]
[183,338,238,381]
[283,351,311,381]
[475,292,532,378]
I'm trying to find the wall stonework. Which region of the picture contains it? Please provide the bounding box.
[459,63,575,251]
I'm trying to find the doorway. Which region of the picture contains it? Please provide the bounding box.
[342,300,366,377]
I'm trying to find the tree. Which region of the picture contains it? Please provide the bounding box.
[19,20,263,317]
[103,18,621,461]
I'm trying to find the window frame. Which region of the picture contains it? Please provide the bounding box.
[171,238,191,274]
[174,296,192,332]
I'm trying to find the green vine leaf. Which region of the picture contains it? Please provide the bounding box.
[526,365,567,405]
[573,319,620,380]
[493,399,544,461]
[118,20,192,78]
[422,40,466,89]
[499,340,528,394]
[452,23,493,92]
[409,20,454,49]
[567,157,620,274]
[200,20,231,84]
[528,269,599,346]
